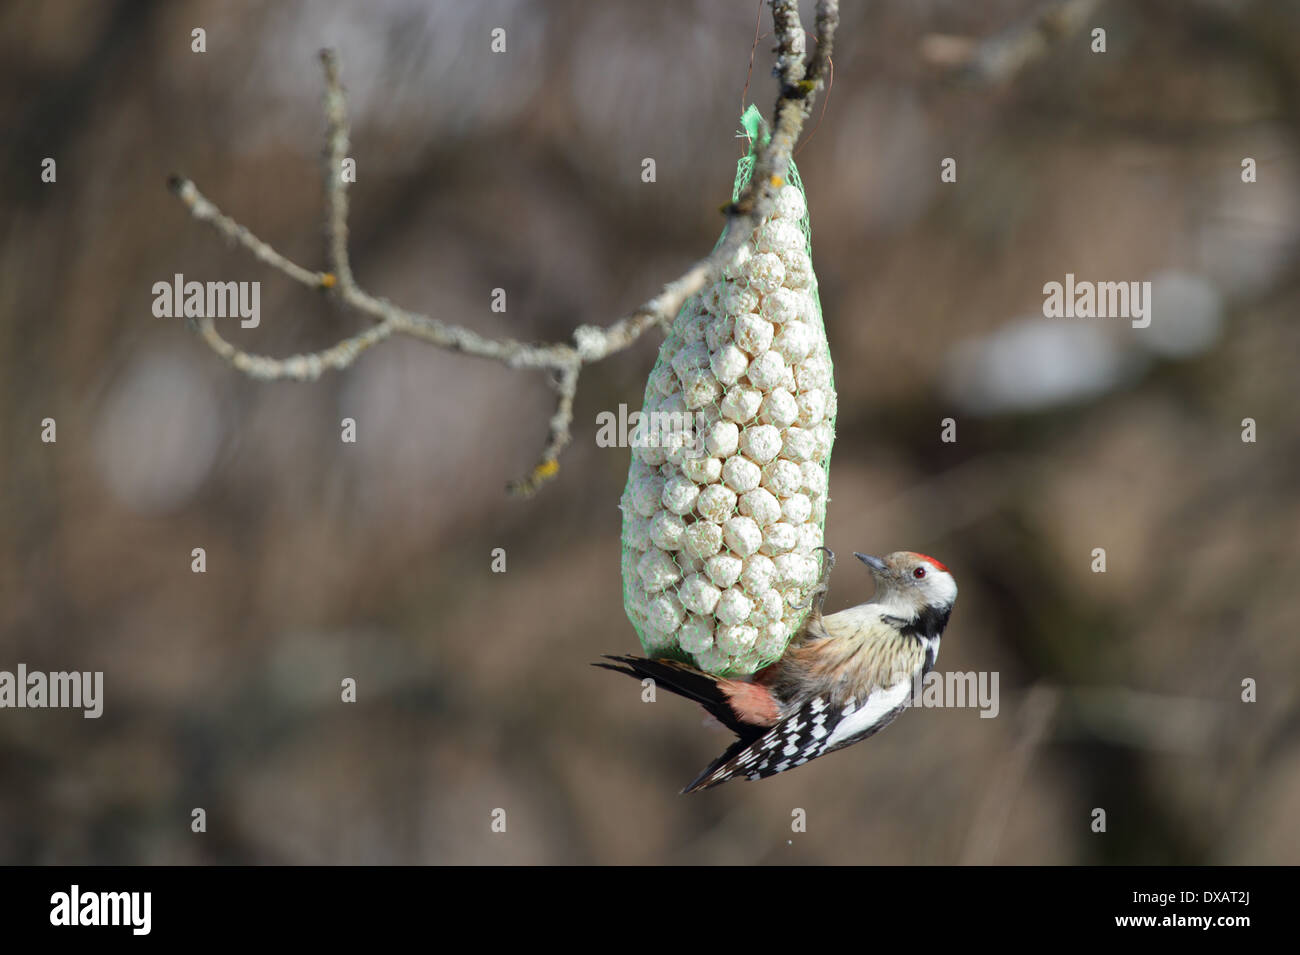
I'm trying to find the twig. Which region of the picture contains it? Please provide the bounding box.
[960,681,1226,863]
[961,684,1059,866]
[167,1,840,494]
[320,49,355,292]
[921,0,1100,87]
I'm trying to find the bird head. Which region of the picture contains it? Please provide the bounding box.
[855,551,958,620]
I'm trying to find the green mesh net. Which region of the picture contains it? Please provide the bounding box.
[619,105,836,678]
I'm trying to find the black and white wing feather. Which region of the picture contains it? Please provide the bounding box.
[682,677,915,793]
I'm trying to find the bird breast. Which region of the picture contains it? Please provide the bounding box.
[779,605,927,707]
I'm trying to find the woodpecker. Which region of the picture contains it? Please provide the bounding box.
[597,550,957,793]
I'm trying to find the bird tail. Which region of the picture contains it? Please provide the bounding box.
[595,654,778,793]
[594,655,768,739]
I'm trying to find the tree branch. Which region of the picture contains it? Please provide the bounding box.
[167,1,840,494]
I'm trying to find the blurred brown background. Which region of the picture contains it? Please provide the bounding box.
[1,0,1298,864]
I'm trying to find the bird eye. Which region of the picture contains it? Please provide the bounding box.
[913,567,927,579]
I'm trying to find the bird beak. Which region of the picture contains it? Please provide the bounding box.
[854,553,887,574]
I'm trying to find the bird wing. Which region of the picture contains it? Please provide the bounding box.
[681,676,916,793]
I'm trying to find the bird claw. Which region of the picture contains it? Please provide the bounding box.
[794,547,835,614]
